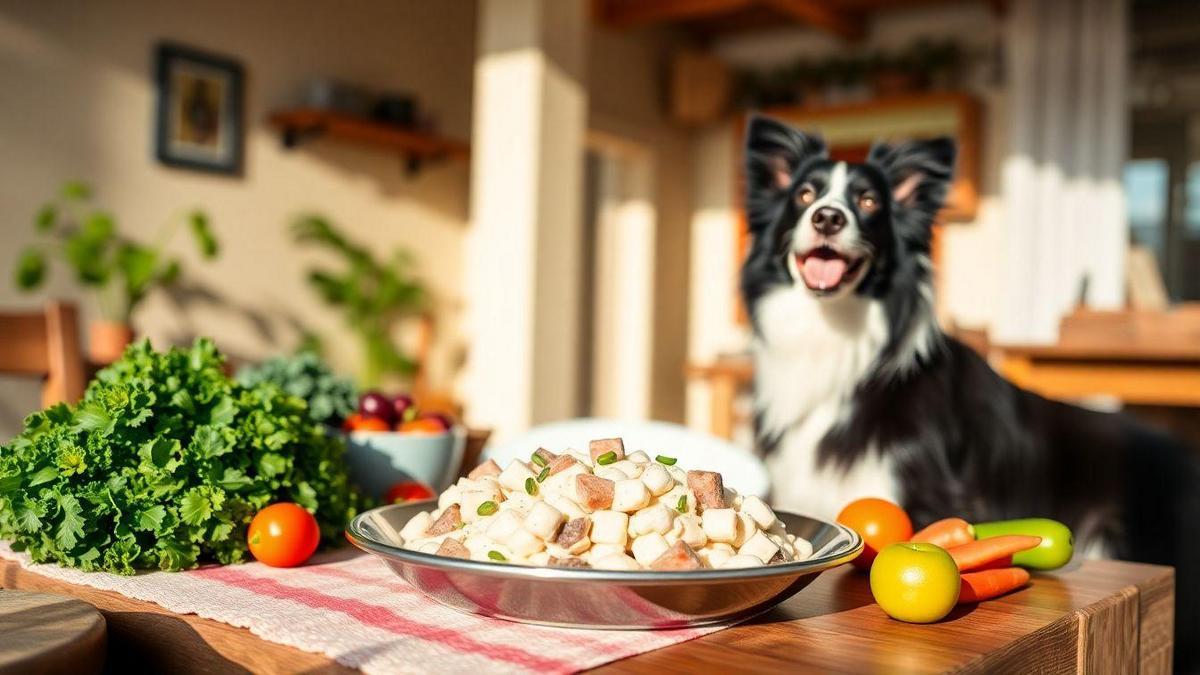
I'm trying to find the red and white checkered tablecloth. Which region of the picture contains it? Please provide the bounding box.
[0,543,731,674]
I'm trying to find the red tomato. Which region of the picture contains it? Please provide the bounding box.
[385,481,435,504]
[837,497,914,570]
[247,503,320,568]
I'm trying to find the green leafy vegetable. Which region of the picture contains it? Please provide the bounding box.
[530,452,547,468]
[676,495,688,514]
[487,550,507,562]
[655,455,677,466]
[477,501,498,517]
[0,339,365,574]
[595,451,617,466]
[524,477,537,496]
[236,351,357,427]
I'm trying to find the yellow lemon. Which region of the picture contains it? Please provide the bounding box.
[869,542,960,623]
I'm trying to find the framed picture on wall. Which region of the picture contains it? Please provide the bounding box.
[154,43,244,174]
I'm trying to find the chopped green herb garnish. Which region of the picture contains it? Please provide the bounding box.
[536,466,551,483]
[655,455,677,466]
[477,500,498,516]
[676,495,688,513]
[455,521,466,530]
[525,477,537,495]
[531,452,548,468]
[487,550,507,562]
[595,451,618,466]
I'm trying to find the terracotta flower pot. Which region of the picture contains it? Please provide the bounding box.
[89,320,134,364]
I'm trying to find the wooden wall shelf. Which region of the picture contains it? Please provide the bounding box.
[268,108,469,175]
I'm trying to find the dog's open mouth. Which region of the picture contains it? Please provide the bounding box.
[795,246,867,293]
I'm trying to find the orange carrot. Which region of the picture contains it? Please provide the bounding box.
[947,535,1041,571]
[959,567,1031,603]
[972,554,1013,572]
[909,517,975,549]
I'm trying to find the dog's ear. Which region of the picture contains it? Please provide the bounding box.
[745,115,825,230]
[868,137,956,225]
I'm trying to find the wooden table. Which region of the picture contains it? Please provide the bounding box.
[1,556,1173,674]
[0,590,106,674]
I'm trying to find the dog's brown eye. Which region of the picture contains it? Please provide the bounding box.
[797,186,816,206]
[858,193,878,213]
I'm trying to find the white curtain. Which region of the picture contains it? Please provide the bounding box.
[995,0,1129,344]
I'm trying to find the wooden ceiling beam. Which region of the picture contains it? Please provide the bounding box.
[596,0,757,27]
[759,0,865,41]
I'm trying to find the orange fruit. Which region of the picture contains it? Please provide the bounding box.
[398,418,447,434]
[837,497,914,570]
[350,416,391,432]
[870,542,960,623]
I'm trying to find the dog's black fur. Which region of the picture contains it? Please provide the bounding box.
[741,114,1199,670]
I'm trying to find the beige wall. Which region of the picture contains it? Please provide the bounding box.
[0,0,475,433]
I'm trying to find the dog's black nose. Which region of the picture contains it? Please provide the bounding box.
[811,206,847,235]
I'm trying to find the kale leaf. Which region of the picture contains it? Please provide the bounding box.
[0,339,364,574]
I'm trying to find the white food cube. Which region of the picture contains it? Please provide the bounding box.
[485,509,524,543]
[701,508,738,544]
[738,530,781,564]
[524,501,565,540]
[732,513,757,548]
[639,465,675,497]
[498,459,537,492]
[723,486,742,509]
[791,536,813,560]
[527,550,552,566]
[675,514,708,548]
[588,543,626,560]
[592,553,641,571]
[594,467,627,482]
[399,511,433,542]
[631,533,671,566]
[566,450,592,466]
[437,484,463,510]
[460,489,503,523]
[549,496,587,520]
[721,554,765,569]
[418,540,442,555]
[611,479,651,513]
[659,485,693,515]
[506,527,546,558]
[590,510,630,546]
[502,491,539,517]
[665,465,688,483]
[739,496,777,530]
[697,543,734,568]
[610,460,643,479]
[630,504,674,536]
[625,450,651,464]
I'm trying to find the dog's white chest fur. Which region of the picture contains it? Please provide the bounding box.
[753,285,900,520]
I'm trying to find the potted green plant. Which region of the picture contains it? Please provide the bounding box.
[13,181,219,363]
[292,215,426,388]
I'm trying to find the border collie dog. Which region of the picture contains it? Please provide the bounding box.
[741,114,1198,670]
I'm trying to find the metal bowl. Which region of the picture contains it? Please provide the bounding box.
[346,502,863,629]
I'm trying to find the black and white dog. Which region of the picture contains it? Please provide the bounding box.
[741,114,1199,670]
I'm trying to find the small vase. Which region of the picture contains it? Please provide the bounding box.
[89,320,134,364]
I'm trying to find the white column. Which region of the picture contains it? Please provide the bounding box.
[463,0,587,442]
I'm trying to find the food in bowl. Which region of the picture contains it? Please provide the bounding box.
[343,389,453,434]
[397,438,813,570]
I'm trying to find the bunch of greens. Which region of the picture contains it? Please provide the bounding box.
[0,339,363,574]
[292,215,425,388]
[13,181,219,323]
[236,350,358,427]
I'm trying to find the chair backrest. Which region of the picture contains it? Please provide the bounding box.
[0,302,85,407]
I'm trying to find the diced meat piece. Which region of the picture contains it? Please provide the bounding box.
[687,470,726,512]
[589,438,626,463]
[436,538,470,560]
[575,474,615,511]
[548,454,582,476]
[468,459,501,480]
[650,540,704,571]
[532,447,558,465]
[768,550,787,565]
[553,517,591,548]
[549,556,590,569]
[425,504,463,536]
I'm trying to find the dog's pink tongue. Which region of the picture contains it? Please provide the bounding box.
[802,256,847,289]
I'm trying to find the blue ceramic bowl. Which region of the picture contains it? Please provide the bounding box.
[340,426,466,498]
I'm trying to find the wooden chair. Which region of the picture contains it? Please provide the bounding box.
[0,302,86,407]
